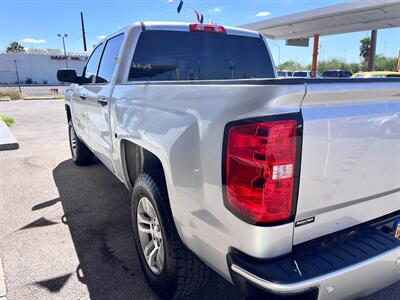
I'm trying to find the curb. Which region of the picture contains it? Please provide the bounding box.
[0,259,6,299]
[23,97,64,100]
[0,121,18,151]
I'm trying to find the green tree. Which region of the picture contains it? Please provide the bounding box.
[359,37,370,70]
[278,60,304,71]
[375,55,398,71]
[349,63,361,74]
[318,58,352,73]
[6,41,24,53]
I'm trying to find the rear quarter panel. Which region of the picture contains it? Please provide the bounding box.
[109,82,305,280]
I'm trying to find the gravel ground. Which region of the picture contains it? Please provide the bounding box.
[0,100,399,300]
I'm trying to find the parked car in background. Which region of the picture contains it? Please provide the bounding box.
[352,71,400,78]
[292,70,322,78]
[322,70,352,78]
[58,21,400,300]
[277,70,293,78]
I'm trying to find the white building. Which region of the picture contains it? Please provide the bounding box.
[0,51,86,85]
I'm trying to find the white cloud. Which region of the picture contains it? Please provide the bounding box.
[97,35,107,39]
[256,11,271,17]
[208,6,223,13]
[21,38,46,44]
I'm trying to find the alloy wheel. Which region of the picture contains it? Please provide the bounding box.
[137,196,165,275]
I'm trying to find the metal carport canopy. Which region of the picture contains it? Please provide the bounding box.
[241,0,400,40]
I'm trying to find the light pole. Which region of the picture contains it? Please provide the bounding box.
[268,40,281,67]
[57,33,69,68]
[14,60,22,93]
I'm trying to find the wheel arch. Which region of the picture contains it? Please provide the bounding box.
[121,139,168,192]
[119,138,192,251]
[65,104,72,122]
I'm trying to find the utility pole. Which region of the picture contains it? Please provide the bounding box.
[14,60,22,94]
[397,50,400,72]
[311,34,320,78]
[57,33,69,68]
[81,12,87,52]
[368,29,377,71]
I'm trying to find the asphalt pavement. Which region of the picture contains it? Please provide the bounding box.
[0,100,399,300]
[0,100,239,300]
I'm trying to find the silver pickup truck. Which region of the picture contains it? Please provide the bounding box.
[57,21,400,300]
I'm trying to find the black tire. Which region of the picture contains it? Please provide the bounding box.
[131,173,209,299]
[68,120,93,166]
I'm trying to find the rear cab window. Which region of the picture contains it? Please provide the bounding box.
[128,30,275,81]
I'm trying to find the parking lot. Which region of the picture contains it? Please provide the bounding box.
[0,100,241,299]
[0,100,399,300]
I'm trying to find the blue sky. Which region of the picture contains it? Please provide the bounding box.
[1,0,399,65]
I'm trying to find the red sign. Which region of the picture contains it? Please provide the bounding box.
[50,55,82,61]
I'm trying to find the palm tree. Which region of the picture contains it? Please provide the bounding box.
[6,41,24,53]
[359,37,370,70]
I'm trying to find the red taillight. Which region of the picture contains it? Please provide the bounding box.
[225,119,299,224]
[189,24,226,33]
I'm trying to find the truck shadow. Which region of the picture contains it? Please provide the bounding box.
[51,159,241,300]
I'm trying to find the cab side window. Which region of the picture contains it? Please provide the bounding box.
[81,44,103,84]
[96,34,124,83]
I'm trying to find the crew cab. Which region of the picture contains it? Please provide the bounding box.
[57,21,400,300]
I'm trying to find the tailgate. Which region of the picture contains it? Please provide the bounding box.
[294,81,400,245]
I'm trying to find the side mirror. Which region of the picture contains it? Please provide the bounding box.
[57,69,79,84]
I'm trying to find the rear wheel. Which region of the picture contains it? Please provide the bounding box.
[68,120,93,166]
[131,173,209,299]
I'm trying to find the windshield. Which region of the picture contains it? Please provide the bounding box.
[323,71,339,77]
[129,30,275,81]
[292,72,308,77]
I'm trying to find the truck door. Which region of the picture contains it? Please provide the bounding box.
[71,43,104,144]
[86,34,124,171]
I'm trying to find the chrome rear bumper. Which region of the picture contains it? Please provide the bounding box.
[228,211,400,300]
[231,245,400,300]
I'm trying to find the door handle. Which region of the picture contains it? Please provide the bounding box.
[97,97,108,106]
[79,93,87,100]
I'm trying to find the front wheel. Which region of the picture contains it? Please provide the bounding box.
[131,173,209,299]
[68,120,93,166]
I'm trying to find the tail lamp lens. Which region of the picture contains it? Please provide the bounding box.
[226,119,298,224]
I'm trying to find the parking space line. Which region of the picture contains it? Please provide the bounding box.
[0,259,6,299]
